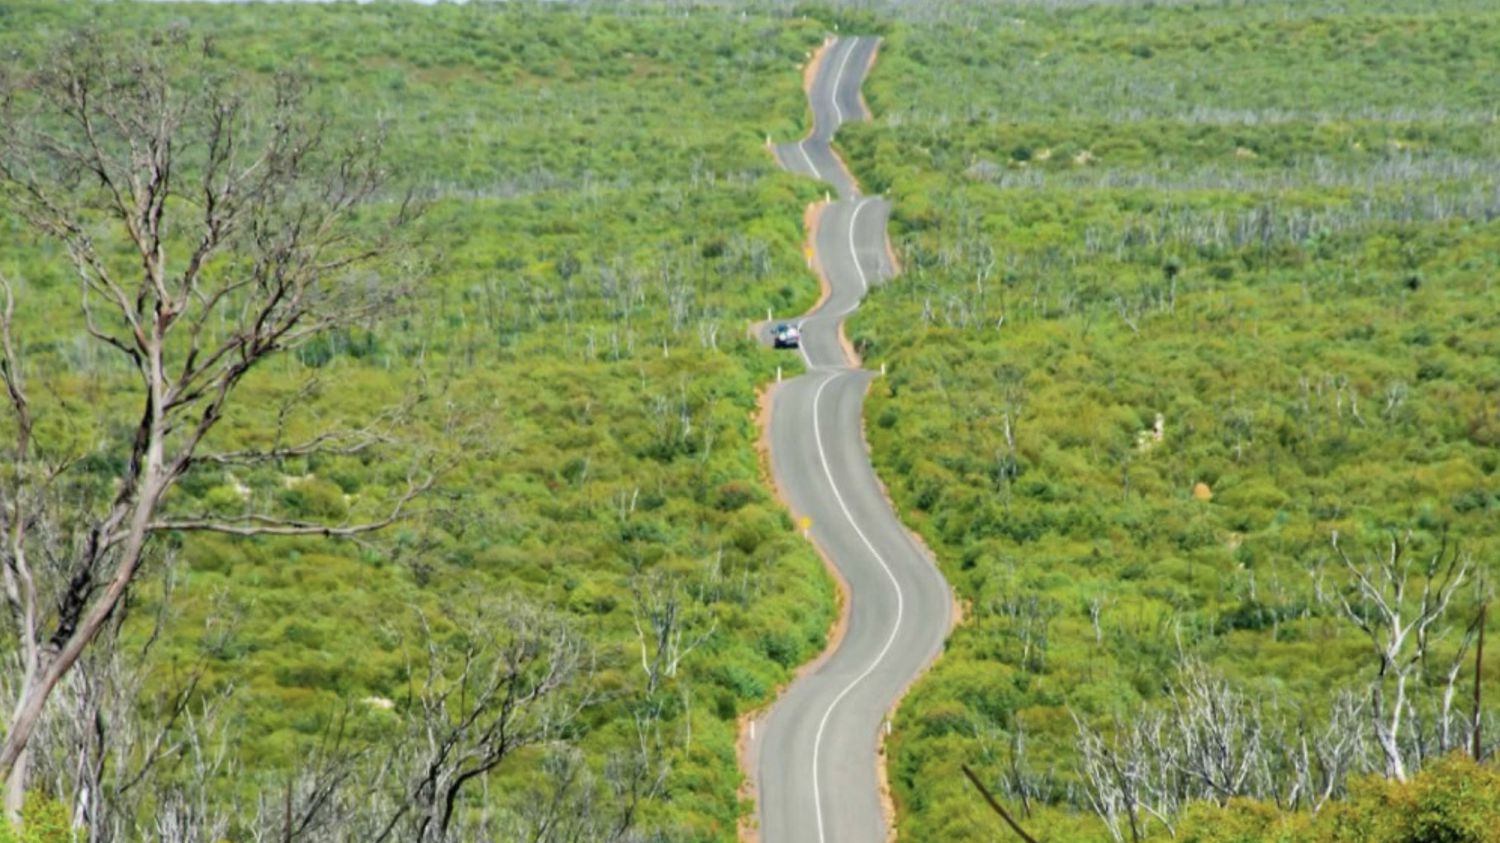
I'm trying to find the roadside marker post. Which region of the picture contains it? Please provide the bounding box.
[777,366,782,383]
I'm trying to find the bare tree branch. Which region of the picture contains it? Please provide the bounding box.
[0,28,423,814]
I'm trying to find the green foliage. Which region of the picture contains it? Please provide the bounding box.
[1178,754,1500,843]
[0,0,845,836]
[837,0,1500,838]
[0,795,77,843]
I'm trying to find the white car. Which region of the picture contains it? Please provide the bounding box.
[773,322,801,349]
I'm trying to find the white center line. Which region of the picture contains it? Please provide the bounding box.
[829,39,858,127]
[847,197,873,295]
[799,198,873,370]
[797,139,822,182]
[808,370,907,843]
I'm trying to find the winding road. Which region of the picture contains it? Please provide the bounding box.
[751,36,953,843]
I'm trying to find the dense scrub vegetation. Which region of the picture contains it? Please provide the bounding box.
[8,0,1499,838]
[0,1,841,837]
[1176,754,1500,843]
[840,1,1500,839]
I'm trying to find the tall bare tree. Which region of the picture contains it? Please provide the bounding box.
[1331,530,1470,781]
[0,28,428,817]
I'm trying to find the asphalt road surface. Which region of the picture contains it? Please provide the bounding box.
[753,35,953,843]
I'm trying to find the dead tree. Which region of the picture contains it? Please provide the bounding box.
[178,599,600,843]
[0,558,245,842]
[368,602,589,843]
[630,571,717,695]
[1475,603,1488,761]
[502,714,669,843]
[1285,689,1368,812]
[1168,661,1265,804]
[1331,530,1470,782]
[0,28,426,816]
[1074,664,1375,836]
[56,619,236,841]
[1428,610,1481,758]
[1073,710,1181,843]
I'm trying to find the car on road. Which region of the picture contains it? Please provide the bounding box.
[773,322,801,349]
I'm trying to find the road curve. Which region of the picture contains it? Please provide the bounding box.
[752,36,953,843]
